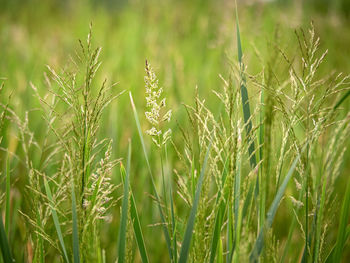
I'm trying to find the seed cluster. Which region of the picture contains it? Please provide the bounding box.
[144,60,172,147]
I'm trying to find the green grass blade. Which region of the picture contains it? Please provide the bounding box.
[71,182,80,263]
[217,238,223,263]
[233,145,242,262]
[170,189,177,263]
[325,225,350,263]
[234,148,241,234]
[43,176,69,263]
[178,143,211,263]
[5,155,10,236]
[332,176,350,262]
[313,177,327,262]
[258,89,265,230]
[333,89,350,110]
[249,149,302,263]
[209,158,229,263]
[242,181,254,223]
[130,194,149,263]
[235,7,257,170]
[129,92,173,260]
[209,201,225,263]
[0,215,13,263]
[125,141,149,263]
[117,164,129,263]
[227,202,234,263]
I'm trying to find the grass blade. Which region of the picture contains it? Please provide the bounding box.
[5,155,10,236]
[71,182,80,263]
[235,7,257,170]
[209,159,229,263]
[249,149,303,262]
[127,140,149,263]
[242,181,254,224]
[227,204,234,263]
[0,215,13,263]
[129,92,173,260]
[332,175,350,262]
[313,177,327,262]
[217,238,223,263]
[170,187,177,263]
[178,143,211,263]
[117,164,129,263]
[209,201,225,263]
[333,89,350,110]
[130,194,149,263]
[325,225,350,263]
[43,176,69,263]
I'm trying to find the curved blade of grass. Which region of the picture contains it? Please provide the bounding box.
[0,215,13,263]
[127,140,149,263]
[170,188,177,263]
[218,238,223,263]
[209,158,229,263]
[235,7,257,171]
[5,155,10,236]
[334,89,350,110]
[209,201,225,263]
[325,225,350,263]
[233,146,242,262]
[249,149,302,263]
[129,92,172,260]
[130,194,149,263]
[43,176,69,263]
[332,176,350,262]
[313,177,327,262]
[71,182,80,263]
[242,181,255,224]
[117,164,129,263]
[227,204,234,263]
[179,143,211,263]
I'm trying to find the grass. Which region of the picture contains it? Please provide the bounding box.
[1,0,350,262]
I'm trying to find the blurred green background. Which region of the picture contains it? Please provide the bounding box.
[1,0,350,261]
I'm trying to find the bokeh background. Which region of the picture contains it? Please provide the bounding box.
[0,0,350,261]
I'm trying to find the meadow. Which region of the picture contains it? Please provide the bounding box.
[0,0,350,262]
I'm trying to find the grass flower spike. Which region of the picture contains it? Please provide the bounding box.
[144,60,172,147]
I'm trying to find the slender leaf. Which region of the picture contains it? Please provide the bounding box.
[178,143,211,263]
[209,158,229,263]
[325,225,350,263]
[117,164,129,263]
[71,182,80,263]
[217,238,223,263]
[43,176,69,263]
[235,7,257,170]
[313,177,327,262]
[126,140,149,263]
[209,201,225,263]
[170,188,177,263]
[5,156,10,236]
[0,216,13,263]
[130,194,149,263]
[242,181,254,223]
[334,89,350,110]
[333,176,350,262]
[249,149,302,262]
